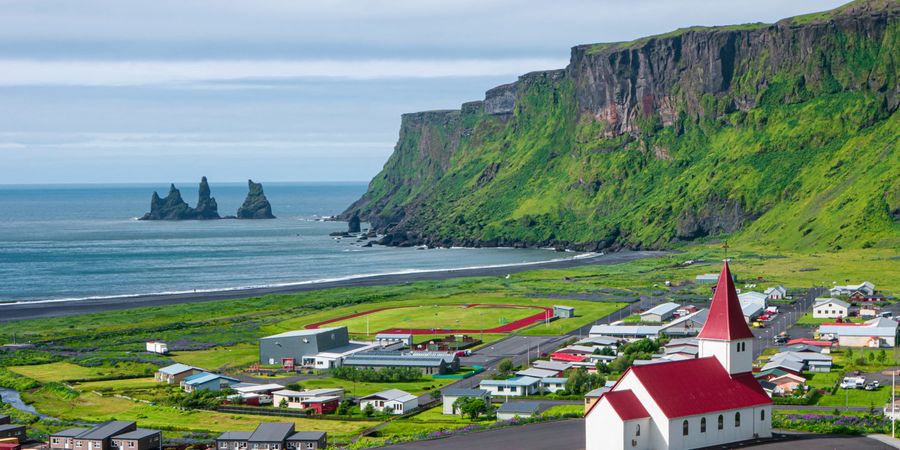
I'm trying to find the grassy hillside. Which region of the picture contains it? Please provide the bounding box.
[348,0,899,252]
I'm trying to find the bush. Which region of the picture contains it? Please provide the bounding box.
[0,368,40,391]
[774,413,890,435]
[332,366,422,382]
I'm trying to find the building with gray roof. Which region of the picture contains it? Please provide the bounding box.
[259,327,350,366]
[442,388,491,415]
[496,401,545,420]
[49,421,161,450]
[341,351,459,374]
[216,423,327,450]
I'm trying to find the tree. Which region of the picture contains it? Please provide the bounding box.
[429,389,442,401]
[285,382,304,391]
[363,403,375,417]
[497,358,515,376]
[595,362,611,374]
[877,349,887,363]
[336,400,351,416]
[453,397,490,420]
[279,398,288,409]
[846,348,854,360]
[867,351,876,363]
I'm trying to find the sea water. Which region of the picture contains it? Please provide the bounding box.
[0,183,579,302]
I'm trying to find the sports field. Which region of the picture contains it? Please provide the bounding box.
[305,303,552,334]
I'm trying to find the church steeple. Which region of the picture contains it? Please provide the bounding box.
[698,261,755,375]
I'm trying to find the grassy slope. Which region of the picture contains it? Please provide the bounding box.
[356,3,899,252]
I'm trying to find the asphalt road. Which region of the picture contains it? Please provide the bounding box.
[0,250,666,322]
[376,419,896,450]
[751,287,825,358]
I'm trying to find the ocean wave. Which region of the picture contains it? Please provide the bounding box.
[0,251,600,306]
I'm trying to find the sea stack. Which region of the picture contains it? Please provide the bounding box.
[347,211,361,233]
[139,177,221,220]
[236,180,276,219]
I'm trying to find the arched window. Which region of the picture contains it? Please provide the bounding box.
[635,424,640,436]
[700,417,707,433]
[682,420,689,436]
[717,414,724,430]
[735,412,741,427]
[761,410,766,421]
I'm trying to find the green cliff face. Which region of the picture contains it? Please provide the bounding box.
[346,0,900,251]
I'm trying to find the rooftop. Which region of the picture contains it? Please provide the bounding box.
[76,421,136,440]
[697,262,755,341]
[248,423,295,443]
[589,325,662,336]
[814,298,851,308]
[361,389,416,402]
[602,390,650,420]
[480,376,541,387]
[157,363,198,376]
[443,388,488,397]
[641,302,680,317]
[516,368,560,379]
[496,401,543,414]
[261,327,344,340]
[113,429,160,440]
[216,432,253,441]
[288,432,326,442]
[51,428,90,438]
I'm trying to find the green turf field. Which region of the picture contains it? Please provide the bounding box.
[322,303,541,334]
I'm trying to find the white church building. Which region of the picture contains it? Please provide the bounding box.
[585,261,772,450]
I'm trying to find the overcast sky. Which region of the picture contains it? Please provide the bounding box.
[1,0,847,184]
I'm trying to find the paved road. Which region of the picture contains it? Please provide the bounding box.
[751,287,825,358]
[375,419,895,450]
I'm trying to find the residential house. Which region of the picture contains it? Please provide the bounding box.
[496,402,544,420]
[589,325,662,340]
[554,306,575,319]
[768,374,806,395]
[585,261,771,450]
[359,389,418,415]
[761,359,805,375]
[0,424,25,443]
[272,389,343,410]
[154,363,203,384]
[785,338,833,351]
[860,304,882,319]
[49,422,161,450]
[441,389,491,415]
[818,317,899,348]
[541,377,568,393]
[764,286,787,301]
[830,282,875,297]
[374,333,413,348]
[111,430,162,450]
[231,384,285,406]
[341,351,459,375]
[516,368,560,379]
[813,298,850,319]
[640,302,680,323]
[215,423,326,450]
[181,372,239,393]
[479,376,541,397]
[144,342,168,355]
[532,360,573,372]
[584,387,609,413]
[660,310,708,337]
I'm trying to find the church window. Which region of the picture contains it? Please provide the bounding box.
[700,417,706,432]
[635,424,640,436]
[717,415,724,430]
[735,412,741,427]
[761,410,765,421]
[682,420,689,436]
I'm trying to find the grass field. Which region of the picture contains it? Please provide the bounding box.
[370,405,486,438]
[795,313,862,327]
[170,343,259,370]
[8,362,155,383]
[542,404,584,416]
[319,304,542,334]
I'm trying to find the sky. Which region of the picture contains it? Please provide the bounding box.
[1,0,848,184]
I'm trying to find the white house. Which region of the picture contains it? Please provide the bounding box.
[818,317,898,348]
[480,376,541,397]
[272,388,344,409]
[145,341,168,355]
[541,377,568,393]
[830,282,875,297]
[812,298,850,319]
[496,401,544,420]
[360,389,418,415]
[764,286,787,300]
[586,262,772,450]
[232,383,285,405]
[441,388,491,415]
[375,333,413,348]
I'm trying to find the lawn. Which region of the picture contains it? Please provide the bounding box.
[323,304,541,334]
[7,362,155,383]
[796,313,862,327]
[542,404,584,416]
[170,343,259,371]
[831,348,900,373]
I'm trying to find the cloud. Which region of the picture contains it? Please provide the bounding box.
[0,58,568,86]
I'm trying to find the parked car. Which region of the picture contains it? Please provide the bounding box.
[866,382,880,391]
[841,376,866,389]
[774,336,789,345]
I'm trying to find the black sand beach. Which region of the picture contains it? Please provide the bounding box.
[0,250,666,322]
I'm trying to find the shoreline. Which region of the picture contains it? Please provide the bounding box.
[0,250,666,322]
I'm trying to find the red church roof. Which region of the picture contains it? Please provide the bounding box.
[602,390,650,420]
[697,261,755,340]
[585,357,771,419]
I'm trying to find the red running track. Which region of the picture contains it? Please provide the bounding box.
[304,304,554,335]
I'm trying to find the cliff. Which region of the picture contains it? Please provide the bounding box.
[236,180,276,219]
[140,177,221,220]
[345,0,900,251]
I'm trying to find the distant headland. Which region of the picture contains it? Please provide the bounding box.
[139,177,275,220]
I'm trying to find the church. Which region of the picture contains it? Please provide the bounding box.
[585,261,772,450]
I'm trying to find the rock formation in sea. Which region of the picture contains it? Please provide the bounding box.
[347,211,361,233]
[236,180,276,219]
[139,177,221,220]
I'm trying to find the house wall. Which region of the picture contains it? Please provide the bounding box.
[699,339,753,375]
[838,335,895,348]
[155,370,193,384]
[664,405,772,450]
[480,384,536,397]
[813,303,848,319]
[585,397,627,450]
[112,434,161,450]
[50,437,76,449]
[286,438,326,450]
[216,440,247,450]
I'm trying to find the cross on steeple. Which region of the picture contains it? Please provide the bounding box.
[722,240,730,261]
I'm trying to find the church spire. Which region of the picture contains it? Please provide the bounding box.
[698,261,754,340]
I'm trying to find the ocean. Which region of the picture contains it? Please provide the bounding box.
[0,183,582,302]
